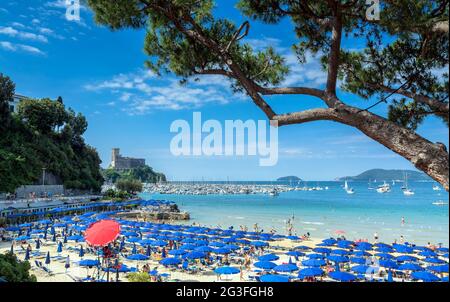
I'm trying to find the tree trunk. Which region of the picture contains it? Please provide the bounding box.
[335,103,449,190]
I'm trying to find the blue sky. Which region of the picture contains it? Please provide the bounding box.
[1,0,448,181]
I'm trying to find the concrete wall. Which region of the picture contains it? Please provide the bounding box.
[15,185,64,198]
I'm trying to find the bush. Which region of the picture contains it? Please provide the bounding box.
[116,179,143,194]
[0,252,37,282]
[126,272,152,282]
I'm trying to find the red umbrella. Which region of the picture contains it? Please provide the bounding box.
[84,220,121,247]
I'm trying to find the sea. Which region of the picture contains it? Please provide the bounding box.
[140,181,449,246]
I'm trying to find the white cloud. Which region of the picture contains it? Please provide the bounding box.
[0,26,48,43]
[0,41,45,55]
[85,69,233,115]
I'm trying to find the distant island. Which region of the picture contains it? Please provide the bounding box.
[337,169,431,181]
[277,176,302,182]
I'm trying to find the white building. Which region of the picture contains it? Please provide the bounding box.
[9,94,27,112]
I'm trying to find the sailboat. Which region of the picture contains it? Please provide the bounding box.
[344,180,355,194]
[368,179,375,190]
[402,173,414,196]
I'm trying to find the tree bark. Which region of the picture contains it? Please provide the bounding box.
[281,103,450,191]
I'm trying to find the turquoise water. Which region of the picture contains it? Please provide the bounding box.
[140,181,449,246]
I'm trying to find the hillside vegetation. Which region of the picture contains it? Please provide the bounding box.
[0,74,103,193]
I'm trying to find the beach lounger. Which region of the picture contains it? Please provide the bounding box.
[66,274,83,282]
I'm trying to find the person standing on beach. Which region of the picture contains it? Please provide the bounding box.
[401,217,405,226]
[240,266,244,281]
[374,232,379,243]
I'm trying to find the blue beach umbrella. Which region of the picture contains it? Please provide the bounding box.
[79,246,85,258]
[127,254,149,261]
[302,259,326,267]
[398,263,423,271]
[419,250,438,257]
[63,235,67,244]
[146,245,151,257]
[327,255,349,263]
[337,240,354,249]
[209,242,225,248]
[313,247,331,254]
[307,253,325,259]
[423,257,445,264]
[35,239,40,249]
[160,257,182,267]
[375,253,394,259]
[127,237,141,243]
[375,246,393,253]
[379,260,398,269]
[254,261,277,270]
[15,235,31,241]
[353,251,372,257]
[298,267,324,279]
[251,241,269,248]
[169,249,187,256]
[180,244,196,250]
[24,249,30,261]
[213,248,231,255]
[57,242,63,253]
[411,271,440,282]
[295,245,311,251]
[396,255,418,262]
[387,270,393,282]
[331,249,351,256]
[52,232,56,242]
[286,251,305,257]
[214,266,240,275]
[350,265,377,274]
[78,259,100,267]
[258,254,279,261]
[322,238,337,246]
[427,265,449,274]
[45,252,51,265]
[273,264,298,272]
[393,244,413,254]
[195,246,213,253]
[329,271,356,282]
[184,251,206,259]
[259,274,290,282]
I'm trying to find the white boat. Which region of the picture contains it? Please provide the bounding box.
[376,181,391,193]
[432,184,441,191]
[432,200,448,206]
[402,173,414,195]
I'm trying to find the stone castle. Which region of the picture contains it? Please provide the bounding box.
[110,148,146,170]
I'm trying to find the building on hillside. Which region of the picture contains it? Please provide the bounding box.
[110,148,145,170]
[9,94,27,112]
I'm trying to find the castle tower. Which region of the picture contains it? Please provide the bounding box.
[111,148,120,168]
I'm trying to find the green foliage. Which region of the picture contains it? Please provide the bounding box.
[0,73,15,128]
[103,188,132,200]
[103,166,166,184]
[17,98,68,134]
[126,272,152,282]
[116,179,143,194]
[0,252,37,282]
[0,75,103,193]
